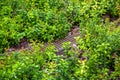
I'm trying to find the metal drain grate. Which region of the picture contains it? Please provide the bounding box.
[52,27,80,54]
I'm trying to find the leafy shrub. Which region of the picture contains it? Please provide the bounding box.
[0,42,80,79]
[0,0,120,79]
[75,16,120,79]
[0,0,72,53]
[0,0,120,53]
[107,0,120,17]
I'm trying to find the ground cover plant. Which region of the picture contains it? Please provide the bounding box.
[0,0,120,80]
[0,0,73,52]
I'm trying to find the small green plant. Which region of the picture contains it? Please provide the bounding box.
[0,0,120,79]
[75,16,120,79]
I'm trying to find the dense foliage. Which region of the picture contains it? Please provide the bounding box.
[0,0,73,52]
[0,0,120,79]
